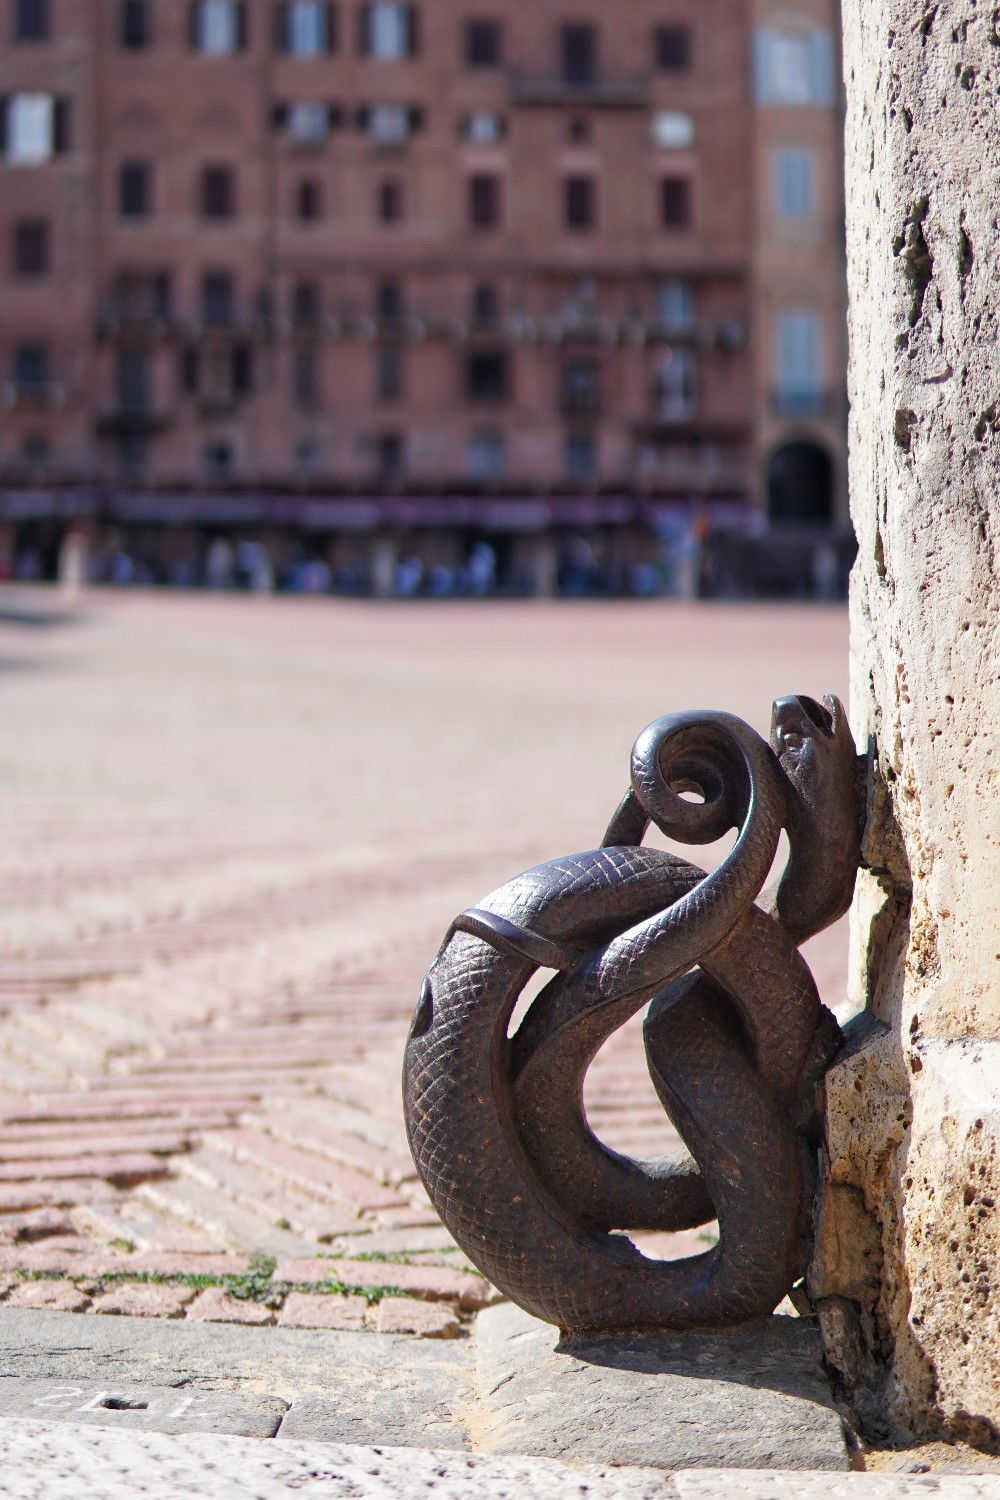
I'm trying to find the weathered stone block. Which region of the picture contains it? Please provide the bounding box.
[473,1303,849,1471]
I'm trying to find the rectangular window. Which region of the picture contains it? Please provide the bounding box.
[652,110,694,150]
[462,111,503,144]
[292,346,318,405]
[291,279,320,325]
[119,160,152,218]
[376,344,403,402]
[192,0,242,54]
[6,93,54,163]
[296,178,323,219]
[201,164,236,218]
[284,0,333,54]
[377,178,404,221]
[362,1,415,59]
[204,439,234,476]
[754,27,834,107]
[13,218,49,274]
[233,343,253,396]
[465,18,500,67]
[469,173,500,229]
[116,347,151,413]
[375,432,403,482]
[774,147,816,220]
[287,101,328,142]
[117,432,149,474]
[113,269,172,321]
[121,0,152,47]
[565,432,597,483]
[656,278,695,333]
[775,308,824,410]
[652,347,697,419]
[465,350,507,401]
[561,23,596,85]
[564,175,595,231]
[560,359,601,415]
[468,428,504,481]
[471,282,499,326]
[376,279,403,321]
[655,25,690,70]
[13,343,49,395]
[201,269,235,325]
[14,0,47,41]
[660,176,691,229]
[368,103,410,145]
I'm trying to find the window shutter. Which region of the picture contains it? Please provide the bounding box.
[0,99,8,157]
[355,104,369,129]
[271,101,288,127]
[358,3,370,54]
[408,105,424,131]
[53,98,70,153]
[236,1,248,49]
[326,2,337,51]
[180,347,198,395]
[808,31,835,106]
[232,344,253,395]
[188,0,200,48]
[407,5,420,56]
[753,28,774,105]
[272,1,286,49]
[327,103,343,129]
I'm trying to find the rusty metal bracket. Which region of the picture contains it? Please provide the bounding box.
[403,696,863,1333]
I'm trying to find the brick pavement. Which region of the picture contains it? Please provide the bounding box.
[0,590,850,1330]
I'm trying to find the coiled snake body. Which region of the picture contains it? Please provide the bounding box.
[403,697,861,1332]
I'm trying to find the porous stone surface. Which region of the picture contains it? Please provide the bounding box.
[675,1476,997,1499]
[2,1422,999,1499]
[473,1303,849,1471]
[832,0,1000,1442]
[0,1421,686,1500]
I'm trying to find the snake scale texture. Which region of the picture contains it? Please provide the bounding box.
[403,695,862,1332]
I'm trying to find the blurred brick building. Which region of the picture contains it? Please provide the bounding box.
[0,0,848,593]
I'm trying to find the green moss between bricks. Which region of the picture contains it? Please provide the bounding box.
[16,1268,408,1308]
[11,1251,485,1307]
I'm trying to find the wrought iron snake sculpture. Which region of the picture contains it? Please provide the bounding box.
[403,696,864,1332]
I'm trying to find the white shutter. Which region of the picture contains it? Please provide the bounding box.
[7,93,54,163]
[753,28,775,105]
[809,30,836,106]
[776,310,823,397]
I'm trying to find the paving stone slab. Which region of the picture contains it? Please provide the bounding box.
[0,1307,474,1449]
[0,1421,680,1499]
[474,1303,850,1472]
[0,1422,997,1500]
[278,1394,469,1452]
[0,1380,286,1438]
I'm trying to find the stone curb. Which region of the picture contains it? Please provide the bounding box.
[0,1421,998,1500]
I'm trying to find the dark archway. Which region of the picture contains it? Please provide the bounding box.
[767,441,834,524]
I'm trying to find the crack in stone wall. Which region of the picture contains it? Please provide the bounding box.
[825,0,1000,1444]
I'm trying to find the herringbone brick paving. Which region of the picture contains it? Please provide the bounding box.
[0,590,849,1329]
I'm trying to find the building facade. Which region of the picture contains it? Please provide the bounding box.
[0,0,847,592]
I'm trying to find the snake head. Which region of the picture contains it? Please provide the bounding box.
[769,694,862,943]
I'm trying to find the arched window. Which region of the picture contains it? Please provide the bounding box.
[767,441,833,523]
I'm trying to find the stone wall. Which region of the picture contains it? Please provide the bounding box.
[816,0,1000,1445]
